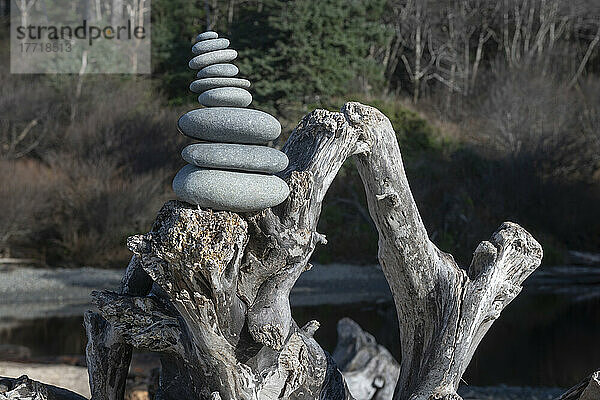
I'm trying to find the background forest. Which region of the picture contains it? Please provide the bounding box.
[1,0,599,269]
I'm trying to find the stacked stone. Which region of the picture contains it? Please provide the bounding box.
[173,31,290,212]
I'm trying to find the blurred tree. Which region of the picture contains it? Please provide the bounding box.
[151,0,208,101]
[228,0,389,110]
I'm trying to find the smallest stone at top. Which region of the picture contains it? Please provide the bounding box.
[195,31,218,42]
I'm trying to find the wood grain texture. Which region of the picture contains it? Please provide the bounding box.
[349,102,543,400]
[85,107,365,400]
[83,102,545,400]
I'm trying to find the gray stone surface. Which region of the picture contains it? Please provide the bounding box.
[172,165,290,211]
[182,143,289,173]
[198,87,252,107]
[189,77,250,93]
[195,31,218,42]
[192,38,230,55]
[189,49,238,69]
[178,107,281,144]
[197,63,239,78]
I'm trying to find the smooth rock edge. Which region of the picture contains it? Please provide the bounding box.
[192,38,230,55]
[198,87,253,108]
[197,63,239,78]
[189,49,238,70]
[181,143,289,173]
[195,31,218,42]
[172,165,290,212]
[178,107,281,144]
[190,77,251,93]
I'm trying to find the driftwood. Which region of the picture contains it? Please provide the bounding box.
[333,318,399,400]
[557,371,600,400]
[84,103,544,400]
[0,375,86,400]
[86,105,366,400]
[351,104,544,399]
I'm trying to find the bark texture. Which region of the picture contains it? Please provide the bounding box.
[85,107,367,400]
[84,102,544,400]
[349,103,544,400]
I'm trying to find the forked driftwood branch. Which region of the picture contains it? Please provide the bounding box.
[351,104,544,399]
[83,103,544,400]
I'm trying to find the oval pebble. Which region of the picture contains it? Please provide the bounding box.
[189,49,237,69]
[173,165,290,212]
[190,77,250,93]
[178,108,281,144]
[197,63,239,78]
[195,31,218,42]
[182,143,288,173]
[198,87,252,107]
[192,38,230,55]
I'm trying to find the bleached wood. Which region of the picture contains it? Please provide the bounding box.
[85,108,365,399]
[349,102,543,399]
[333,318,400,400]
[83,102,543,400]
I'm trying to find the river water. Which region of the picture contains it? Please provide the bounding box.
[0,264,598,389]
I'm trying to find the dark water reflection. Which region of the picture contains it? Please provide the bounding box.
[1,289,598,388]
[295,289,600,388]
[0,316,87,358]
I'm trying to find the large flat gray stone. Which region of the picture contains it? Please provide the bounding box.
[178,108,281,144]
[190,77,250,93]
[189,49,237,69]
[198,87,252,107]
[172,165,290,212]
[197,63,239,78]
[195,31,218,42]
[192,38,230,55]
[182,143,289,173]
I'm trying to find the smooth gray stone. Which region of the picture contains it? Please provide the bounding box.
[178,108,281,144]
[195,31,218,42]
[190,77,250,93]
[189,49,237,69]
[182,143,289,173]
[198,87,252,107]
[192,38,230,55]
[197,63,239,78]
[172,165,290,212]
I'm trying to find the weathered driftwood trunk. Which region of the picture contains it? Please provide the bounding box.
[86,106,366,400]
[85,103,543,400]
[350,104,544,399]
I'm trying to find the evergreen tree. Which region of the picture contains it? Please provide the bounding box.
[232,0,388,109]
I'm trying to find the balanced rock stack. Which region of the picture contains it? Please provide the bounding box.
[173,31,290,212]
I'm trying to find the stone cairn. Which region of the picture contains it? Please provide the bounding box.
[173,31,290,212]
